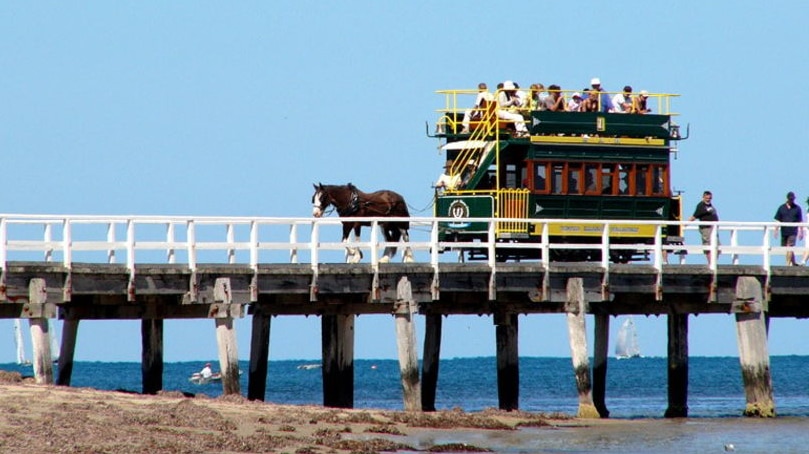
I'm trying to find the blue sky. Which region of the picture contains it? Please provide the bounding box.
[2,2,808,364]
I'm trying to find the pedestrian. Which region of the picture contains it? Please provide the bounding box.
[773,191,804,265]
[689,190,719,264]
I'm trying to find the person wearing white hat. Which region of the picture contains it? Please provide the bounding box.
[496,80,529,137]
[589,77,614,113]
[567,92,583,112]
[632,90,652,114]
[435,159,461,192]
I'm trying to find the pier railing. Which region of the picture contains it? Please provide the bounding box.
[0,215,804,275]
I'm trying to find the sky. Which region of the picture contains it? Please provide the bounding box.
[2,1,809,365]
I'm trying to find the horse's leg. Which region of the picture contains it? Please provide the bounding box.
[343,223,363,263]
[379,224,399,263]
[401,228,415,263]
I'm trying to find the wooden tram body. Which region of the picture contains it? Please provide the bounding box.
[432,88,686,262]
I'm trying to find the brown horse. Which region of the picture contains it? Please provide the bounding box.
[311,183,413,263]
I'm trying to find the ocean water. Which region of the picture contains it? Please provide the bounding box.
[6,356,809,452]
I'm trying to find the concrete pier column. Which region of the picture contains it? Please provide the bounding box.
[592,313,610,418]
[394,277,421,411]
[495,312,519,411]
[141,318,163,394]
[733,276,774,417]
[28,279,54,384]
[664,312,689,417]
[56,319,80,386]
[421,314,442,412]
[247,305,271,401]
[322,313,355,408]
[565,278,599,418]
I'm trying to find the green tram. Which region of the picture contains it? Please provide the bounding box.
[432,86,686,263]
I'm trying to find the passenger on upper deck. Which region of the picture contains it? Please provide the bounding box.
[461,82,495,134]
[612,86,633,113]
[567,92,583,112]
[589,78,614,113]
[529,83,547,111]
[632,90,652,114]
[496,80,529,137]
[435,160,461,192]
[542,84,567,112]
[580,88,599,112]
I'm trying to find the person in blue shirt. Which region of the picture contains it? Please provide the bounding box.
[589,77,614,113]
[774,191,804,265]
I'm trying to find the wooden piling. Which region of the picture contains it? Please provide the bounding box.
[495,312,519,411]
[247,305,271,401]
[421,314,442,412]
[733,276,775,417]
[56,319,80,386]
[664,312,689,417]
[214,278,241,396]
[565,278,599,418]
[322,313,355,408]
[28,278,54,385]
[394,277,421,411]
[592,313,610,417]
[141,318,163,394]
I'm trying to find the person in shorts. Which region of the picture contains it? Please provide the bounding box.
[774,191,804,265]
[689,190,719,264]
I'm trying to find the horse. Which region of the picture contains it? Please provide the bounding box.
[311,183,414,263]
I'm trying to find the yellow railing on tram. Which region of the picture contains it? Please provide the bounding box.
[496,189,530,235]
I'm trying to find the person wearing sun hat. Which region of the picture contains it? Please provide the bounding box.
[632,90,652,114]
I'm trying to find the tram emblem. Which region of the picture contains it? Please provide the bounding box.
[446,199,471,228]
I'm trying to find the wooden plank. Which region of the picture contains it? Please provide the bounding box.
[566,278,599,418]
[216,317,241,396]
[28,279,54,385]
[734,276,775,417]
[394,277,421,411]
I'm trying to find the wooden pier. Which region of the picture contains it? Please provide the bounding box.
[2,214,808,418]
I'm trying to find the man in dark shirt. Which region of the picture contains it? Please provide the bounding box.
[689,190,719,264]
[774,191,804,265]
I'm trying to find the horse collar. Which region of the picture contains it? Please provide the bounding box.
[338,188,361,216]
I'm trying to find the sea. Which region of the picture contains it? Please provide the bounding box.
[5,356,809,453]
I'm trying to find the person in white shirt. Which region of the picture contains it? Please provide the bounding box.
[612,85,633,113]
[567,92,583,112]
[496,80,529,137]
[200,363,213,379]
[435,160,461,191]
[461,82,494,133]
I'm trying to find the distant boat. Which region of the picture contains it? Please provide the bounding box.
[188,369,243,385]
[297,364,321,370]
[13,319,31,366]
[615,316,641,359]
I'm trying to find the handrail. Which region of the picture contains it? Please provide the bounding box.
[0,215,805,276]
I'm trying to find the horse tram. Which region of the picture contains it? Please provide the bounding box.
[431,82,687,263]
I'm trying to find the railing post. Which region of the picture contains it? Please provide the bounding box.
[186,220,197,271]
[309,222,318,266]
[370,220,379,265]
[730,226,739,265]
[107,222,116,264]
[126,219,136,302]
[249,220,258,269]
[62,219,72,268]
[487,218,496,268]
[430,219,440,301]
[226,223,235,264]
[290,223,299,264]
[0,217,6,272]
[44,224,53,262]
[166,222,175,264]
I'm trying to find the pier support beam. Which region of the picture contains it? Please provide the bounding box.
[394,277,421,411]
[565,278,599,418]
[421,314,442,412]
[28,279,54,385]
[247,305,271,401]
[592,313,610,418]
[664,312,689,417]
[495,312,519,411]
[141,318,163,394]
[322,313,355,408]
[214,278,241,396]
[733,276,774,417]
[56,319,80,386]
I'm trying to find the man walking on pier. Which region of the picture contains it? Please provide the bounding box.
[690,190,719,264]
[774,191,803,265]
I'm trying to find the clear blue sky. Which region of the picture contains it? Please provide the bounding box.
[2,1,808,363]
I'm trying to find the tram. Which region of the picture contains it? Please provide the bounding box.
[431,83,687,263]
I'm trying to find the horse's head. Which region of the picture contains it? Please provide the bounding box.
[312,183,330,217]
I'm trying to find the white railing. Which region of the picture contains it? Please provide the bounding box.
[0,215,806,276]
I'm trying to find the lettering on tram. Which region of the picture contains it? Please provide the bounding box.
[431,79,688,263]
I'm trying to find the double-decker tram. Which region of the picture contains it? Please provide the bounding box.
[431,83,687,263]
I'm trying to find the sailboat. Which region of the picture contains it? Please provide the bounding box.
[13,319,32,366]
[615,316,641,359]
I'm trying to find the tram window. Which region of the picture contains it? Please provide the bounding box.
[585,165,599,194]
[534,163,547,191]
[568,164,582,194]
[636,165,649,195]
[506,164,517,188]
[618,165,630,195]
[600,164,615,195]
[652,166,666,195]
[552,164,564,194]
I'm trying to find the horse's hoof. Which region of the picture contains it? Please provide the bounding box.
[403,256,415,263]
[378,256,391,263]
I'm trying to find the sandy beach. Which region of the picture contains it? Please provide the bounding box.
[0,371,576,453]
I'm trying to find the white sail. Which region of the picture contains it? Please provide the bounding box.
[13,319,30,365]
[615,317,641,359]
